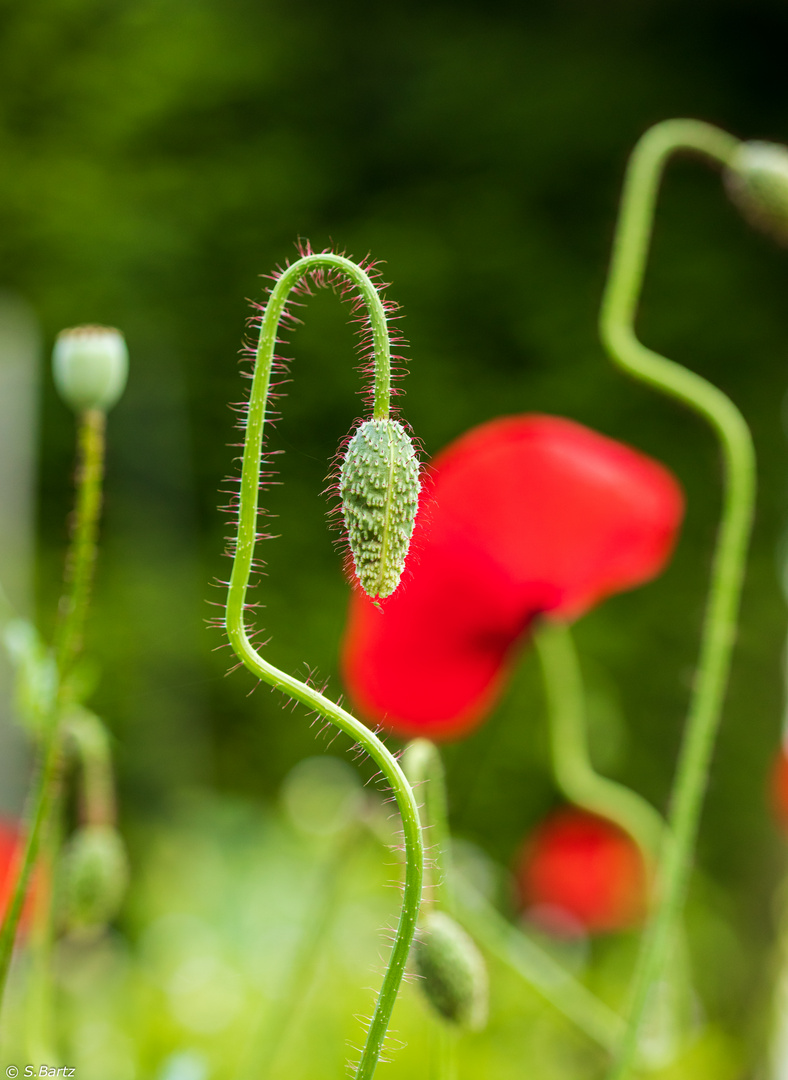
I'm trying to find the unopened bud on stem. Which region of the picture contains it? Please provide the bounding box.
[412,910,488,1030]
[340,418,420,599]
[60,824,129,935]
[53,325,128,412]
[724,140,788,245]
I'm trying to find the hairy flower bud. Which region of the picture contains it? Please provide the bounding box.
[60,824,129,934]
[412,910,488,1030]
[53,325,129,412]
[340,418,420,599]
[724,140,788,245]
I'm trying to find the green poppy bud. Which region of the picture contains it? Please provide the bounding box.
[724,140,788,245]
[60,824,129,934]
[412,910,488,1030]
[339,418,420,599]
[52,325,129,412]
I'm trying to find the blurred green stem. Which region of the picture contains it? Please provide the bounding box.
[225,253,422,1080]
[24,783,62,1063]
[402,739,453,913]
[54,409,106,676]
[402,739,457,1080]
[0,407,107,1021]
[533,620,666,867]
[238,823,365,1080]
[599,119,755,1080]
[64,709,117,827]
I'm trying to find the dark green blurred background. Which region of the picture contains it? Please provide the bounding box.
[2,0,788,1044]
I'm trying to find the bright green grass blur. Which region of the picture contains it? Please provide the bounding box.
[0,770,746,1079]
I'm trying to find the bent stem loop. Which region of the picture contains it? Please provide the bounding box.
[225,253,422,1080]
[599,120,755,1079]
[533,620,666,869]
[402,738,453,914]
[0,407,107,1017]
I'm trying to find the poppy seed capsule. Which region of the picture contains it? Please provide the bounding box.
[340,418,420,599]
[53,325,129,412]
[59,824,129,934]
[412,910,488,1030]
[724,141,788,245]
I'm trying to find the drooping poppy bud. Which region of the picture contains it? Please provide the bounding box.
[724,141,788,246]
[342,415,683,739]
[59,824,129,935]
[339,418,420,599]
[52,325,128,413]
[412,910,488,1030]
[515,808,647,937]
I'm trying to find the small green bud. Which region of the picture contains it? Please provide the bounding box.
[412,910,488,1030]
[339,418,420,599]
[52,325,128,412]
[724,140,788,245]
[60,824,129,934]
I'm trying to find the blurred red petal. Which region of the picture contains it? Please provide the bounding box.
[771,745,788,832]
[342,415,683,739]
[0,817,35,932]
[516,808,647,936]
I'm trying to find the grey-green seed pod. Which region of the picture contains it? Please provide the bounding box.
[724,141,788,245]
[339,418,420,599]
[412,910,488,1031]
[53,325,129,412]
[59,824,129,935]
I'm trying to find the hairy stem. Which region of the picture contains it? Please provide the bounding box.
[533,620,666,867]
[599,119,755,1079]
[54,409,106,675]
[0,407,107,1021]
[225,253,422,1080]
[402,738,453,913]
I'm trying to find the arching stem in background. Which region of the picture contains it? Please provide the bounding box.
[533,620,666,869]
[0,407,107,1021]
[224,252,423,1080]
[599,119,756,1079]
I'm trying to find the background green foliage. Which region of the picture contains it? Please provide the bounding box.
[2,0,788,1067]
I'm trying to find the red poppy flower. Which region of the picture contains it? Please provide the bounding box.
[341,415,683,740]
[515,808,647,936]
[0,817,34,930]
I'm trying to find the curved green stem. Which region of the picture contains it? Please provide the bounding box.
[64,708,117,827]
[533,620,666,867]
[225,253,422,1080]
[402,739,453,914]
[599,119,756,1079]
[0,407,107,1022]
